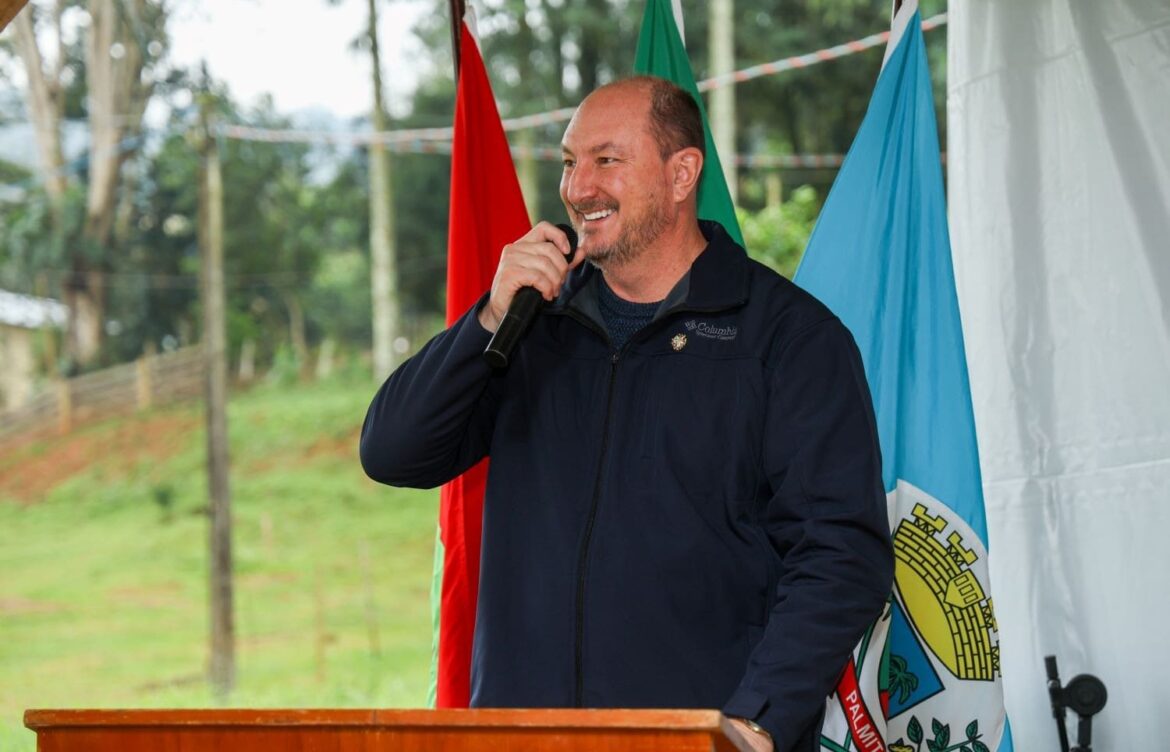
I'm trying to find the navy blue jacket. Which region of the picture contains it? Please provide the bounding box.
[361,221,893,751]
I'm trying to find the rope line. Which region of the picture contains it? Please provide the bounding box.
[217,13,947,146]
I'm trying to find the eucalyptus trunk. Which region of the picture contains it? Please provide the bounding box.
[709,0,737,203]
[367,0,400,378]
[11,0,160,369]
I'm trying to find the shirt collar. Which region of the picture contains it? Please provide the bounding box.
[550,219,750,316]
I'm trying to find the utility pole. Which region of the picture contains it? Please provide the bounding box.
[197,80,235,698]
[709,0,737,204]
[368,0,400,379]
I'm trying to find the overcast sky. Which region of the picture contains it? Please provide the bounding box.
[0,1,439,172]
[168,0,430,120]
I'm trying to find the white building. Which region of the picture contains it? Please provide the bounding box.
[0,289,66,410]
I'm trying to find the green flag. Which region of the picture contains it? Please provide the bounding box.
[634,0,743,245]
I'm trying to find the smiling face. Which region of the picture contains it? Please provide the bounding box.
[559,85,674,269]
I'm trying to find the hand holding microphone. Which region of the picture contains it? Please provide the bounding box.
[481,222,580,369]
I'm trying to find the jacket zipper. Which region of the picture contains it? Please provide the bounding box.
[555,304,735,706]
[574,349,620,706]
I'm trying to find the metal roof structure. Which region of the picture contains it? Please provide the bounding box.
[0,289,67,329]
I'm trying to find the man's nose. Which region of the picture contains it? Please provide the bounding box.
[562,163,597,206]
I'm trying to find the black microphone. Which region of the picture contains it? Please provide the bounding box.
[483,223,578,369]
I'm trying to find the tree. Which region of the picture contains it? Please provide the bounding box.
[737,184,819,278]
[325,0,401,377]
[364,0,400,378]
[9,0,168,370]
[3,0,953,370]
[99,86,333,371]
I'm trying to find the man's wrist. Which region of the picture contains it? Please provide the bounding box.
[731,717,770,738]
[477,304,500,334]
[728,716,773,752]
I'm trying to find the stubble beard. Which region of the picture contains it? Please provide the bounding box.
[578,190,671,272]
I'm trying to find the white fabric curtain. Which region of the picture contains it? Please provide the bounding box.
[948,1,1170,750]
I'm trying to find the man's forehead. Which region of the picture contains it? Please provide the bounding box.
[561,88,651,152]
[560,139,631,156]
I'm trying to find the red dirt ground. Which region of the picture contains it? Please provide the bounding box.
[0,410,200,504]
[242,426,360,475]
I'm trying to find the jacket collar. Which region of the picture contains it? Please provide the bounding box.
[550,220,751,316]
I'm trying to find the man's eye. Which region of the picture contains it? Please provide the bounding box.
[562,159,575,168]
[598,157,616,164]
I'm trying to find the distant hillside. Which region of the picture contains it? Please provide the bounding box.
[0,376,438,751]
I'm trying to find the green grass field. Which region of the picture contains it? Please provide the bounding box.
[0,375,439,751]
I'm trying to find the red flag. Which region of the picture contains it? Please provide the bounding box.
[435,18,531,708]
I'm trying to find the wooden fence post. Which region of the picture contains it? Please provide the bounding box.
[56,380,71,434]
[315,338,335,381]
[238,339,255,384]
[136,354,153,410]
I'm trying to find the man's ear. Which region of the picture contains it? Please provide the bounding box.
[670,147,704,202]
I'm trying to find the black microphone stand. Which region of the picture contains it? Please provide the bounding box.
[1045,655,1107,752]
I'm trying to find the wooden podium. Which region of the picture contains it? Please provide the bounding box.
[24,708,753,751]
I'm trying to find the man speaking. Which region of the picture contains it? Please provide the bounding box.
[360,76,893,752]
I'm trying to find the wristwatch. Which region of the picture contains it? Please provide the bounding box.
[731,716,772,741]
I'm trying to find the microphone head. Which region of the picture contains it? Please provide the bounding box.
[1063,674,1107,716]
[555,223,579,258]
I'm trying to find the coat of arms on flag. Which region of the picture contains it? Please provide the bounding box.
[793,2,1013,750]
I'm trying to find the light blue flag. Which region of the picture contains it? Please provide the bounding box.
[793,4,1013,752]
